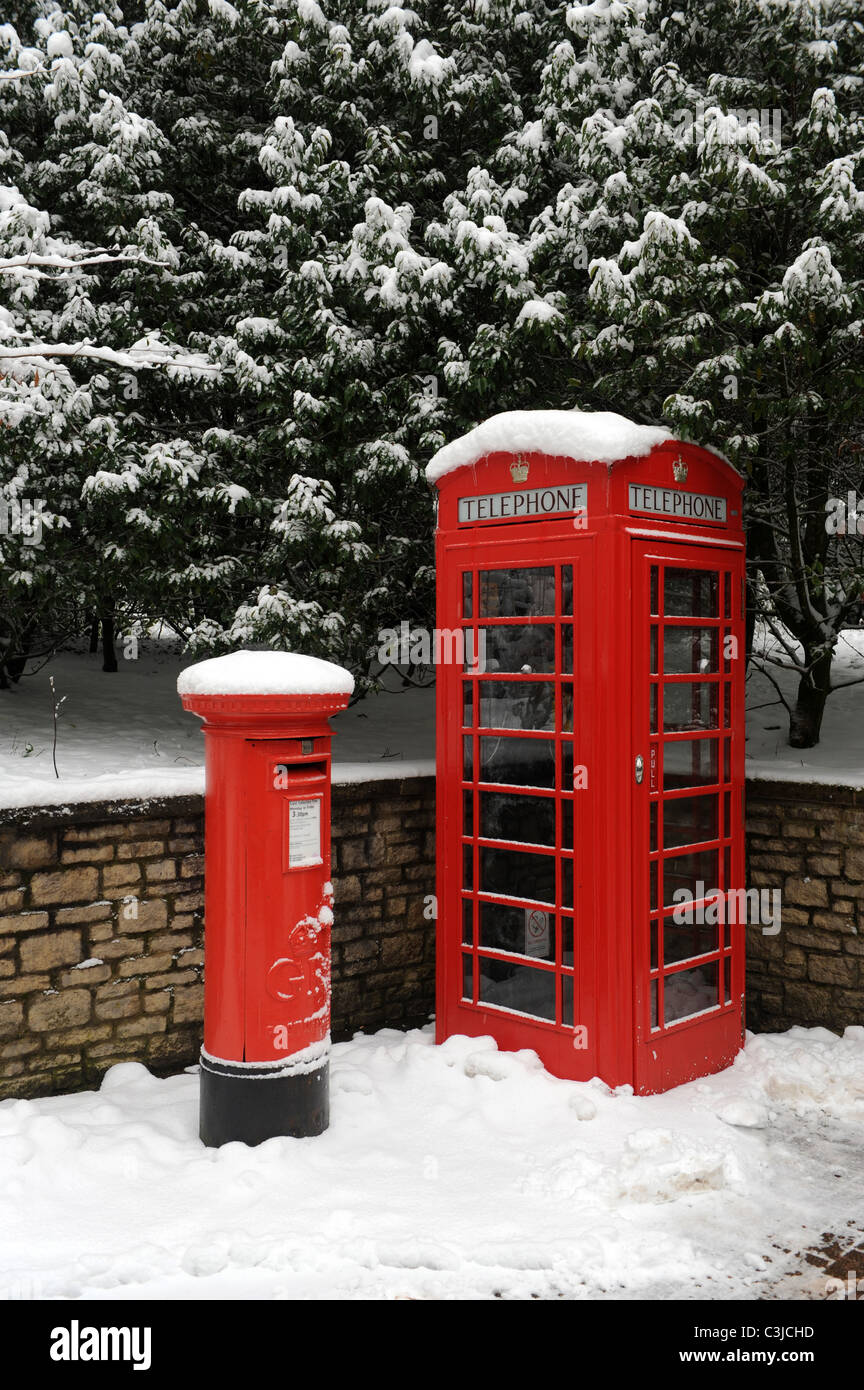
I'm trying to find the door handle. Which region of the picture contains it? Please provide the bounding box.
[634,754,644,784]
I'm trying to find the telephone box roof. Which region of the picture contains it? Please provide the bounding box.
[425,408,737,484]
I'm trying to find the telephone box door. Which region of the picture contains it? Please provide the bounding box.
[631,540,746,1093]
[439,534,597,1078]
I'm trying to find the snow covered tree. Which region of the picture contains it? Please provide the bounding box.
[536,0,864,746]
[1,0,862,741]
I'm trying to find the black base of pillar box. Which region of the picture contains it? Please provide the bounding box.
[198,1052,329,1147]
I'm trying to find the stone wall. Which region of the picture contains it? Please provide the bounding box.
[0,777,436,1100]
[746,778,864,1034]
[2,771,863,1100]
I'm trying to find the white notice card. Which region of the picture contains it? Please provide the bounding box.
[288,797,322,867]
[524,908,550,958]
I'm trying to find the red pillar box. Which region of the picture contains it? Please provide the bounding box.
[178,650,353,1146]
[428,410,746,1095]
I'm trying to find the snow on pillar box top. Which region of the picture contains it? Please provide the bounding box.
[177,649,354,764]
[177,650,353,1144]
[427,407,746,1098]
[178,648,354,711]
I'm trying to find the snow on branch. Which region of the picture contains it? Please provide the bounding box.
[0,250,169,275]
[0,64,46,83]
[0,340,220,373]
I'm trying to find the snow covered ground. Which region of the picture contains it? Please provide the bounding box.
[1,1025,861,1301]
[0,628,862,808]
[746,628,864,787]
[0,641,435,809]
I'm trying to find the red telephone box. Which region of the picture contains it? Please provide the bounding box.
[178,650,353,1145]
[428,411,746,1094]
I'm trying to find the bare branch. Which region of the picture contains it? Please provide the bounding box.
[747,660,792,713]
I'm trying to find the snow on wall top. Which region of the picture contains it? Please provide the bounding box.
[177,649,355,697]
[426,409,674,484]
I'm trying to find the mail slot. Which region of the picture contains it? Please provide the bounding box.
[178,650,353,1145]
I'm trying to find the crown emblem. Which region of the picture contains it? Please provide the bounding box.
[510,456,530,484]
[673,456,688,483]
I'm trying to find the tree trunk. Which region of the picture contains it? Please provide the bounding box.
[101,613,118,672]
[3,618,36,684]
[788,645,834,748]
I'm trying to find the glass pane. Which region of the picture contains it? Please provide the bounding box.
[562,799,573,850]
[561,857,573,909]
[663,914,719,966]
[478,959,556,1020]
[724,683,731,727]
[650,980,659,1030]
[663,794,718,848]
[562,683,573,732]
[650,802,658,853]
[478,680,555,731]
[561,625,573,674]
[476,626,555,673]
[479,901,555,961]
[480,846,555,905]
[663,682,719,731]
[663,961,719,1024]
[663,848,719,907]
[664,569,718,617]
[723,572,731,619]
[650,919,660,971]
[650,859,658,911]
[462,898,473,944]
[724,955,732,1004]
[463,844,474,890]
[463,571,473,618]
[650,566,659,615]
[479,568,555,617]
[664,627,719,673]
[561,917,573,966]
[463,629,482,672]
[479,736,555,788]
[650,684,658,733]
[463,681,473,727]
[560,740,573,789]
[462,952,473,1000]
[663,738,719,789]
[463,790,474,837]
[650,626,658,673]
[562,974,574,1027]
[463,735,473,780]
[561,565,573,616]
[480,791,555,846]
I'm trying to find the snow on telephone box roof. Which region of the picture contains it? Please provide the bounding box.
[177,649,355,697]
[425,408,676,485]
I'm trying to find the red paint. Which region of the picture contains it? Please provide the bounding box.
[432,440,746,1094]
[178,692,349,1064]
